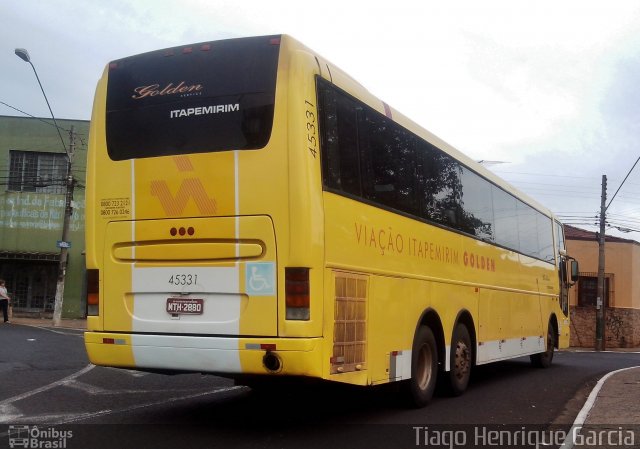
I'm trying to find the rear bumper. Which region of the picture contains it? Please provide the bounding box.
[84,332,323,377]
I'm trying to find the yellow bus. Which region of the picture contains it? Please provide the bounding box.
[84,34,577,406]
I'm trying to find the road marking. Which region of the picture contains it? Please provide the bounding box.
[65,379,202,396]
[16,324,85,337]
[64,380,146,395]
[105,367,150,377]
[49,385,245,425]
[564,349,640,354]
[559,365,640,449]
[0,364,95,408]
[0,404,22,423]
[0,362,244,428]
[0,411,109,426]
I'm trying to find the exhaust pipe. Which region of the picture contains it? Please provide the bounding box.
[263,351,282,373]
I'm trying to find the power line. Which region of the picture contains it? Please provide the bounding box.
[606,155,640,211]
[490,169,595,180]
[0,100,88,140]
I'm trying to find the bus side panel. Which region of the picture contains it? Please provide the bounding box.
[87,69,138,334]
[85,73,106,272]
[367,275,425,384]
[277,48,325,339]
[478,289,508,356]
[324,192,560,374]
[558,319,570,348]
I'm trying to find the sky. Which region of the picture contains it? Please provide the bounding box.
[2,0,640,238]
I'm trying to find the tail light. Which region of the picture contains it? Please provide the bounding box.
[285,267,310,320]
[86,269,99,316]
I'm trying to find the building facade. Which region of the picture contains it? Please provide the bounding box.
[0,115,89,318]
[565,225,640,348]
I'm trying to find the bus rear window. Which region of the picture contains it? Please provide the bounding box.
[105,36,280,161]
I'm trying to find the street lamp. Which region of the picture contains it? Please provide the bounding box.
[15,47,75,327]
[14,49,68,157]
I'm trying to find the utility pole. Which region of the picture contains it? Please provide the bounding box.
[593,157,640,351]
[52,125,75,327]
[595,175,606,351]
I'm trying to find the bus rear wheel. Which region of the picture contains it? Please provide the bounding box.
[404,325,438,407]
[531,322,556,368]
[448,323,472,396]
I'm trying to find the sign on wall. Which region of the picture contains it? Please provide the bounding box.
[0,193,85,232]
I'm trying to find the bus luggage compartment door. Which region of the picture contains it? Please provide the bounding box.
[102,216,277,337]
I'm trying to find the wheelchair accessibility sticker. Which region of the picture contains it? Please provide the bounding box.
[246,262,276,296]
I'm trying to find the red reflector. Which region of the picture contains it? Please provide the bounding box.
[183,47,193,54]
[87,269,99,294]
[286,268,309,308]
[287,283,308,295]
[270,38,281,45]
[260,344,276,351]
[164,50,175,57]
[201,44,211,51]
[287,295,309,308]
[109,62,118,70]
[86,269,99,315]
[103,338,115,345]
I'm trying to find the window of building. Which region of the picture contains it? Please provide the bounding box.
[577,274,611,307]
[8,150,69,195]
[0,258,58,312]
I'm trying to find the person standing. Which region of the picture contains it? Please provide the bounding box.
[0,279,10,323]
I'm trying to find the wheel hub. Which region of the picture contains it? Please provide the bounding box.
[454,341,470,380]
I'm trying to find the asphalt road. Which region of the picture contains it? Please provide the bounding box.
[1,323,639,449]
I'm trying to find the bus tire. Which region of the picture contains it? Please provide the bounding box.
[531,323,556,368]
[404,325,438,407]
[448,323,472,396]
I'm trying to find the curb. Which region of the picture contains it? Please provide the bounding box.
[559,366,640,449]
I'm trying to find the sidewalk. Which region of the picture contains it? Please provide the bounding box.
[583,366,640,426]
[567,365,640,449]
[8,316,87,330]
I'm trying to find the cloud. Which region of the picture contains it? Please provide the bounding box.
[2,0,640,236]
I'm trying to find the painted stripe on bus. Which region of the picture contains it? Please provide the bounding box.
[131,334,242,373]
[476,336,545,364]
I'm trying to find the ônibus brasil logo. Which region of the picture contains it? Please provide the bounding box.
[8,426,73,449]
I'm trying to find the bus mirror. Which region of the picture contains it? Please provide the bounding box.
[570,260,579,283]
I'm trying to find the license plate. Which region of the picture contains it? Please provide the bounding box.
[166,297,204,315]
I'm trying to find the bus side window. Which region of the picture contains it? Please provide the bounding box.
[416,140,463,229]
[559,258,567,283]
[354,108,418,216]
[318,82,362,197]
